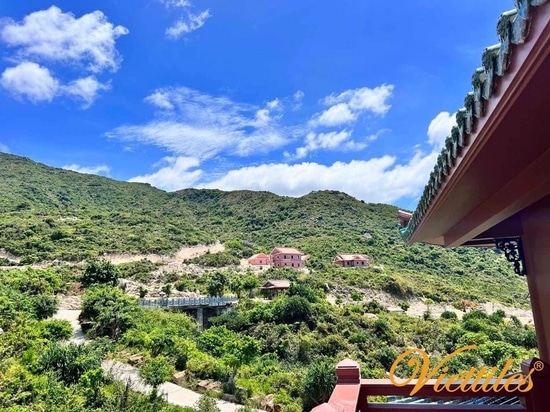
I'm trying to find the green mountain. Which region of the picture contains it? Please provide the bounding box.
[0,152,528,306]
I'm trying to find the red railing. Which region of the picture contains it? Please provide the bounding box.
[311,359,550,412]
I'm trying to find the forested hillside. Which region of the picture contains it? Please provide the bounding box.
[0,153,536,412]
[0,153,528,306]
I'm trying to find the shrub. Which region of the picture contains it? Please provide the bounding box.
[42,319,73,341]
[440,311,458,321]
[364,300,387,314]
[82,259,119,287]
[350,290,363,302]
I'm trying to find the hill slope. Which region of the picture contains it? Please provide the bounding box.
[0,153,528,307]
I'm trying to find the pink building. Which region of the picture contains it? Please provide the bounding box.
[270,247,305,268]
[333,254,370,268]
[247,253,271,266]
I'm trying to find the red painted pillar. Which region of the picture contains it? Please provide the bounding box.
[311,359,362,412]
[521,196,550,362]
[521,358,550,412]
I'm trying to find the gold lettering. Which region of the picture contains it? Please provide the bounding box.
[480,367,498,392]
[433,367,449,392]
[389,346,536,395]
[503,373,524,392]
[444,373,464,393]
[469,366,494,393]
[489,360,515,393]
[517,368,535,393]
[389,345,478,396]
[459,367,479,392]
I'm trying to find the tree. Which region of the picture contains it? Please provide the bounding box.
[194,395,220,412]
[140,356,174,400]
[301,361,337,411]
[81,286,141,340]
[222,334,260,393]
[82,259,119,287]
[206,271,227,297]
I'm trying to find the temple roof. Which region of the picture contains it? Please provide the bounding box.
[399,0,548,243]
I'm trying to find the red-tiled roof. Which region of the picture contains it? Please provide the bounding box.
[271,247,303,255]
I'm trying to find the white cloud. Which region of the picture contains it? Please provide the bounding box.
[267,98,283,111]
[62,163,111,175]
[287,129,378,159]
[1,62,59,102]
[292,90,305,110]
[322,85,394,115]
[0,143,9,153]
[166,10,211,39]
[62,76,110,108]
[0,6,126,108]
[294,90,305,102]
[312,103,356,127]
[107,87,290,160]
[129,156,203,191]
[310,84,394,128]
[160,0,191,8]
[427,111,456,148]
[0,6,129,73]
[202,150,438,204]
[145,91,175,110]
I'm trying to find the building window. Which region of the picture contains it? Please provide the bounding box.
[291,263,294,267]
[284,255,287,259]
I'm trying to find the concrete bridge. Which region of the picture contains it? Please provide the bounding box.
[138,296,237,330]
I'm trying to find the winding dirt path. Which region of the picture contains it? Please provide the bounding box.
[102,243,225,265]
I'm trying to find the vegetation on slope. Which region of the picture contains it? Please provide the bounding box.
[0,153,528,307]
[0,153,538,411]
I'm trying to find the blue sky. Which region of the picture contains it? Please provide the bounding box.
[0,1,510,208]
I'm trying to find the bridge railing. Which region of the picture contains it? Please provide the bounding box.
[138,296,238,308]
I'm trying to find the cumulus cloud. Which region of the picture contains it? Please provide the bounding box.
[0,143,9,153]
[288,130,367,159]
[0,6,128,72]
[312,103,356,127]
[0,6,127,107]
[0,62,59,102]
[120,103,446,204]
[201,150,438,204]
[62,163,111,175]
[427,111,456,148]
[310,84,394,128]
[145,91,175,110]
[107,87,290,160]
[62,76,111,108]
[166,10,211,39]
[129,156,203,191]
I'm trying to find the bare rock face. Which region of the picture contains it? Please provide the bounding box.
[221,394,237,403]
[57,295,83,310]
[127,355,144,366]
[260,394,275,411]
[172,371,187,385]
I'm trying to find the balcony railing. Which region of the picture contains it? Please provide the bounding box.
[311,358,550,412]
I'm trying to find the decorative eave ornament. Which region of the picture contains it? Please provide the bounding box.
[495,237,527,276]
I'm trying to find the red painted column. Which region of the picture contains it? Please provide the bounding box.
[521,195,550,363]
[521,358,550,412]
[311,359,362,412]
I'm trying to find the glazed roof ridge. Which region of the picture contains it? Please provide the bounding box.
[399,0,547,242]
